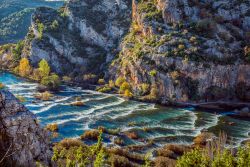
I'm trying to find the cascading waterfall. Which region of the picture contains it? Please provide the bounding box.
[0,72,249,149]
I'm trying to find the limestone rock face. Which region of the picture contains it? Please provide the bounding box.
[13,0,250,103]
[24,0,132,77]
[0,90,52,166]
[110,0,250,103]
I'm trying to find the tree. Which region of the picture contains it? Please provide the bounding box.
[149,69,157,77]
[37,23,44,39]
[119,82,130,93]
[94,149,105,167]
[19,57,32,77]
[51,20,59,30]
[124,89,133,98]
[176,149,209,167]
[41,73,60,90]
[115,77,126,87]
[13,40,24,61]
[38,59,50,78]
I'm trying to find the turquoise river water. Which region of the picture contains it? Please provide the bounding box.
[0,72,249,149]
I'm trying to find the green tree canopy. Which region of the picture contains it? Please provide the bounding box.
[38,59,50,78]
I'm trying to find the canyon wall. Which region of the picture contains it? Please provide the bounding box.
[0,90,52,166]
[1,0,249,103]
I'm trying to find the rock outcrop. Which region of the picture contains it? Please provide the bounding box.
[110,0,250,103]
[0,90,52,166]
[23,0,132,77]
[1,0,250,104]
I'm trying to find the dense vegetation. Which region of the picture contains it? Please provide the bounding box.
[0,0,63,44]
[50,130,250,167]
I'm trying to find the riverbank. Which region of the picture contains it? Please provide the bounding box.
[1,69,250,120]
[1,71,250,148]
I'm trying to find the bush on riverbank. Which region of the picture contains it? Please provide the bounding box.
[45,123,58,132]
[14,58,61,90]
[52,130,106,167]
[71,101,84,106]
[176,133,250,167]
[52,128,250,167]
[81,130,100,140]
[35,91,53,101]
[0,82,5,89]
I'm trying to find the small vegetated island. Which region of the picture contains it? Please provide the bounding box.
[0,0,250,166]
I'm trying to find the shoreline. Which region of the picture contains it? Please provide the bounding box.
[1,69,250,118]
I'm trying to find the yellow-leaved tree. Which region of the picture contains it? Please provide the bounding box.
[19,57,32,77]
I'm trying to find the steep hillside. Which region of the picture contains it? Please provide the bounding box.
[110,0,250,103]
[1,0,250,104]
[0,90,52,166]
[21,0,132,78]
[0,0,64,44]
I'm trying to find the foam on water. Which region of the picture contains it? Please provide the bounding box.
[0,72,250,148]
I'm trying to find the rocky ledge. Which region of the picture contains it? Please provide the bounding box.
[0,90,52,166]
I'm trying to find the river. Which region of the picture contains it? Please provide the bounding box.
[0,72,249,150]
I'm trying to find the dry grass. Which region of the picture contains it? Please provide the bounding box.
[124,131,139,139]
[193,132,215,147]
[154,156,176,167]
[107,148,144,162]
[16,95,26,102]
[109,154,138,167]
[45,123,58,132]
[98,126,120,135]
[157,144,191,159]
[35,91,53,101]
[80,130,100,140]
[58,138,84,149]
[114,137,124,146]
[71,101,84,106]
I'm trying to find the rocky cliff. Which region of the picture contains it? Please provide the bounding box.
[110,0,250,103]
[0,90,52,166]
[1,0,250,104]
[23,0,132,78]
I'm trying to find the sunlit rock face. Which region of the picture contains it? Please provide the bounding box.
[19,0,250,103]
[0,90,52,166]
[24,0,132,77]
[109,0,250,103]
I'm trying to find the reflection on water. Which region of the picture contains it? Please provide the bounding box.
[0,72,249,148]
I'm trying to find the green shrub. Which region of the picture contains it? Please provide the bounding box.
[53,130,105,167]
[137,0,163,22]
[115,77,126,87]
[62,76,71,83]
[37,23,44,39]
[38,59,50,78]
[149,69,157,77]
[12,40,24,61]
[41,73,61,90]
[98,79,105,85]
[50,20,59,30]
[119,82,131,93]
[83,73,97,81]
[108,80,115,88]
[177,133,250,167]
[96,86,112,93]
[45,123,59,132]
[139,83,150,95]
[124,89,133,98]
[176,149,209,167]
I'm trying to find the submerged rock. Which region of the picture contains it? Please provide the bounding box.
[0,90,52,166]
